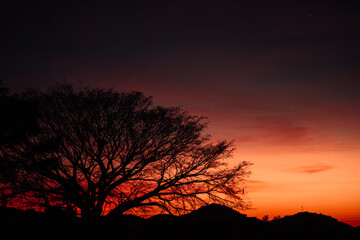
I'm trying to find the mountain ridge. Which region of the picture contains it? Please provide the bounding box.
[1,204,359,240]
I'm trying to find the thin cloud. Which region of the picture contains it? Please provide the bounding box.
[287,163,334,174]
[246,180,269,192]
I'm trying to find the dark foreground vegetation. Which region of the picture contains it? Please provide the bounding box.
[1,204,359,240]
[0,84,250,218]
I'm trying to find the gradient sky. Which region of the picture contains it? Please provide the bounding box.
[1,1,360,226]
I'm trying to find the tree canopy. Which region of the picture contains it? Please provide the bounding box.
[0,84,251,218]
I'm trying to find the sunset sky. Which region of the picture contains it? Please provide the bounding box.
[1,1,360,226]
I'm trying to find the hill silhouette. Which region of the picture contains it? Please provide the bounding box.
[144,204,265,240]
[269,212,359,240]
[184,203,246,219]
[1,205,359,240]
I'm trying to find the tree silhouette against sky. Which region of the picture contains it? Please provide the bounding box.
[0,84,251,218]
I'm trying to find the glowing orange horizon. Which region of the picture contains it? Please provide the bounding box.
[5,78,360,227]
[87,79,360,227]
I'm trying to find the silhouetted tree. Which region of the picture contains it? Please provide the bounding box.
[0,84,251,218]
[262,215,270,222]
[0,83,39,207]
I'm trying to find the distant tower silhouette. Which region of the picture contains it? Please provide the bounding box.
[301,206,304,212]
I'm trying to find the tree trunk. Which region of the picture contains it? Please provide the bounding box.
[81,206,102,218]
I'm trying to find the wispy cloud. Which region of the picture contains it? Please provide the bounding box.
[287,163,334,174]
[246,180,269,192]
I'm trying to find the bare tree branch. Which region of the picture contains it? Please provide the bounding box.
[0,84,251,218]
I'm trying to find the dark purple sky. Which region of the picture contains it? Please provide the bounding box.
[2,1,359,94]
[1,0,360,225]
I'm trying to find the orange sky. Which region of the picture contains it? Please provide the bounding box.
[239,148,360,227]
[6,66,360,226]
[192,100,360,227]
[21,68,357,226]
[118,82,360,227]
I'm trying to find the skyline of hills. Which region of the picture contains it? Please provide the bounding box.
[1,204,359,240]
